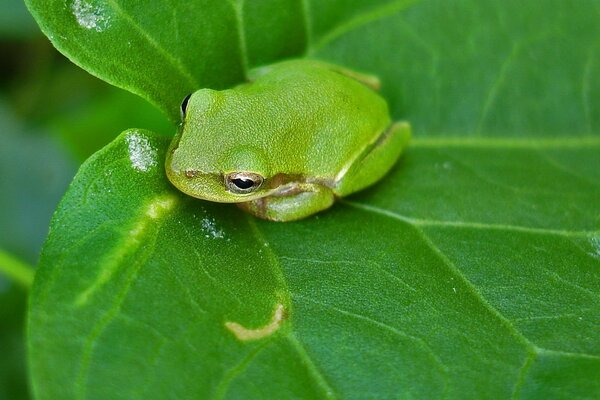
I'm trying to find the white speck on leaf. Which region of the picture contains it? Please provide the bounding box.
[126,131,157,172]
[71,0,111,32]
[200,217,225,239]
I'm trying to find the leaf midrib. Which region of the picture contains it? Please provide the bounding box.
[344,201,598,238]
[412,136,600,148]
[104,0,200,88]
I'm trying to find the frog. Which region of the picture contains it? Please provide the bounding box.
[165,59,411,222]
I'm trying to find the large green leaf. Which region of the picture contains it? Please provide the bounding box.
[28,1,600,399]
[24,0,308,122]
[30,130,600,399]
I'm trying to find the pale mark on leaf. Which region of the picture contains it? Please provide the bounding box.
[126,131,158,172]
[76,194,176,306]
[147,197,175,219]
[200,217,225,239]
[71,0,112,32]
[225,303,285,341]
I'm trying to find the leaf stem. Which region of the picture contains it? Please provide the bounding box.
[0,248,35,289]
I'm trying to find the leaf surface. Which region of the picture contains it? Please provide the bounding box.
[28,1,600,399]
[30,130,600,399]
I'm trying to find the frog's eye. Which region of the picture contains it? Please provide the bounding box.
[180,93,192,119]
[225,172,264,194]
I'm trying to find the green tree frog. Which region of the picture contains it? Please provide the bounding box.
[166,59,410,221]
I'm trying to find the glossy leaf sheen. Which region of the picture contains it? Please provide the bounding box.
[28,1,600,399]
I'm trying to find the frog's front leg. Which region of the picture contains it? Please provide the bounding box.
[237,183,335,222]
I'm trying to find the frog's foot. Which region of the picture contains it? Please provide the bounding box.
[237,183,335,222]
[335,121,411,196]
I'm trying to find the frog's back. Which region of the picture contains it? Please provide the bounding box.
[209,60,391,179]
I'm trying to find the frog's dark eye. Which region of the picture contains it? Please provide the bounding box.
[225,172,264,194]
[180,93,192,119]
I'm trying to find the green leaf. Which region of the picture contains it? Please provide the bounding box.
[307,0,600,138]
[30,129,600,399]
[24,0,308,122]
[28,1,600,399]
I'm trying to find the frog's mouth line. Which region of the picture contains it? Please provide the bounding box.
[170,169,334,204]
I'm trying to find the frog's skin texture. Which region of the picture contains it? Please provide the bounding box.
[166,59,411,222]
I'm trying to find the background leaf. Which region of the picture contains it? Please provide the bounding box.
[0,99,76,400]
[0,0,38,38]
[27,0,600,399]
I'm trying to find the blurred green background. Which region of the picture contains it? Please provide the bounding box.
[0,1,172,398]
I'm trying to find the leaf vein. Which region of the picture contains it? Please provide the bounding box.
[105,0,199,87]
[213,340,273,400]
[293,293,449,378]
[75,233,159,400]
[581,43,599,134]
[537,348,600,361]
[300,0,313,47]
[534,149,600,188]
[538,265,600,300]
[181,224,242,304]
[231,0,249,75]
[308,0,421,54]
[344,201,536,350]
[245,220,336,398]
[343,201,593,238]
[510,351,537,400]
[286,332,338,399]
[412,136,600,148]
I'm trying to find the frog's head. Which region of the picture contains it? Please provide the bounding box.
[166,89,276,203]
